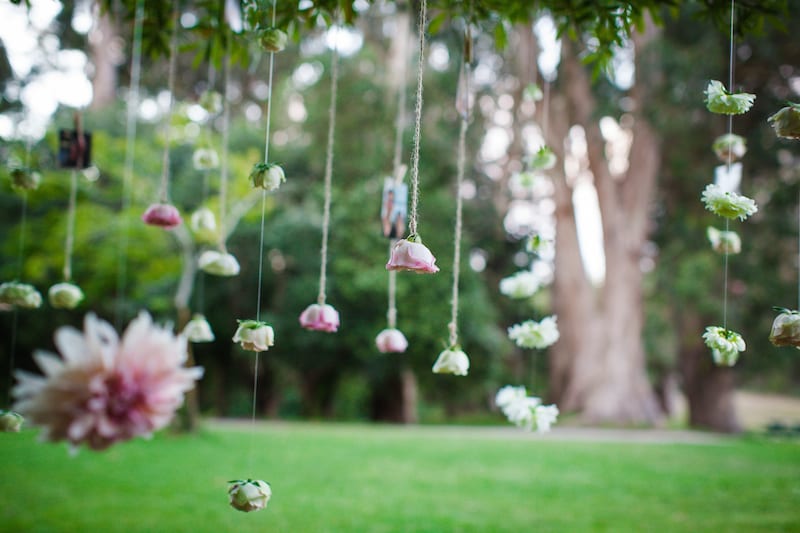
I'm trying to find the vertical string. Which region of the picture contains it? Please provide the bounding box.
[408,0,428,237]
[63,171,78,281]
[723,218,730,329]
[158,0,180,203]
[797,187,799,310]
[16,194,28,281]
[116,0,144,329]
[8,193,27,405]
[387,267,397,328]
[317,30,340,305]
[218,46,231,252]
[722,0,735,329]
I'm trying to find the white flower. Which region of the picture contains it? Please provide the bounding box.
[534,404,559,433]
[768,103,800,139]
[702,326,745,366]
[525,234,552,256]
[48,282,84,309]
[769,309,800,348]
[190,208,219,244]
[183,314,215,343]
[432,347,469,376]
[499,271,541,299]
[0,410,24,432]
[508,316,560,349]
[704,80,756,115]
[529,146,557,170]
[701,184,757,221]
[0,281,42,309]
[198,250,240,277]
[250,163,285,191]
[523,83,543,102]
[706,226,741,255]
[228,479,272,512]
[503,395,541,429]
[233,320,275,352]
[375,328,408,353]
[193,148,219,170]
[712,134,747,162]
[495,385,527,410]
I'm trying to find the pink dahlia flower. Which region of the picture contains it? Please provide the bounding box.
[375,328,408,353]
[12,312,203,451]
[386,237,439,274]
[142,203,182,229]
[299,303,340,333]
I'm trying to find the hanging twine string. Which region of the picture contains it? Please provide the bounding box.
[218,45,232,252]
[722,0,735,329]
[255,1,279,322]
[116,0,144,329]
[407,0,428,237]
[317,28,340,305]
[158,0,180,203]
[8,189,28,405]
[63,171,79,281]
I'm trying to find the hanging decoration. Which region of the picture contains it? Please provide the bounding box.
[507,316,560,350]
[768,103,800,139]
[184,314,215,343]
[142,0,182,230]
[298,22,341,334]
[228,479,273,512]
[701,0,756,367]
[386,0,439,275]
[494,385,559,432]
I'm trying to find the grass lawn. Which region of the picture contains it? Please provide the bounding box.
[1,421,799,532]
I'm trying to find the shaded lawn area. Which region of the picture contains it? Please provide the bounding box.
[1,421,799,532]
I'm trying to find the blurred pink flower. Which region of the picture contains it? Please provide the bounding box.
[386,237,439,274]
[12,312,203,451]
[375,328,408,353]
[299,303,340,333]
[142,203,182,229]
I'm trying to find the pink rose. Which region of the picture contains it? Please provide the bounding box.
[386,236,439,274]
[375,328,408,353]
[299,303,340,333]
[142,203,182,229]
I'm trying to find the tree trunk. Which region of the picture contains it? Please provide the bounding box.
[89,11,119,110]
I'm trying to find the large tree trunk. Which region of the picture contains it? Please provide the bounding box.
[89,11,119,110]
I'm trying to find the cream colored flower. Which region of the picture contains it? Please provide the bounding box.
[508,316,559,349]
[703,326,745,366]
[701,184,757,221]
[183,314,215,343]
[705,80,755,115]
[48,282,84,309]
[198,250,240,277]
[228,479,272,512]
[190,208,219,244]
[0,281,42,309]
[499,271,541,299]
[233,320,275,352]
[706,226,741,255]
[769,309,800,348]
[432,347,469,376]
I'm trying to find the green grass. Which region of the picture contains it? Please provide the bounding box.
[1,422,799,532]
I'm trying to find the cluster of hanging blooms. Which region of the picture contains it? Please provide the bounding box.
[299,303,340,333]
[768,102,800,139]
[499,270,541,299]
[528,146,557,171]
[183,314,215,343]
[712,134,747,161]
[706,226,741,255]
[375,328,408,353]
[198,250,240,277]
[232,320,275,352]
[0,409,24,432]
[47,282,84,309]
[12,312,203,451]
[701,184,758,221]
[142,203,182,229]
[228,479,272,512]
[702,326,746,366]
[704,80,756,115]
[769,308,800,348]
[249,162,286,192]
[9,166,41,192]
[190,207,219,245]
[432,346,470,376]
[508,316,560,349]
[386,235,439,273]
[0,281,42,309]
[495,385,559,432]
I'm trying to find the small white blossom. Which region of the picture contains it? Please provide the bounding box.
[432,347,469,376]
[183,314,215,343]
[198,250,240,277]
[499,271,541,299]
[703,326,745,366]
[712,134,747,162]
[190,208,219,244]
[0,281,42,309]
[48,282,84,309]
[705,80,755,115]
[706,226,741,255]
[0,410,24,432]
[233,320,275,352]
[529,146,557,171]
[701,184,757,221]
[228,479,272,512]
[768,103,800,139]
[534,404,559,433]
[508,316,560,349]
[495,385,527,410]
[193,148,220,170]
[769,309,800,348]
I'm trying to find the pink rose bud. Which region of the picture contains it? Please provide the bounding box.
[375,328,408,353]
[142,203,182,229]
[386,235,439,274]
[299,303,340,333]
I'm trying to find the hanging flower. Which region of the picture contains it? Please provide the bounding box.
[250,162,286,191]
[508,316,560,350]
[523,83,544,102]
[700,184,758,221]
[768,102,800,139]
[769,308,800,348]
[375,328,408,353]
[702,326,745,366]
[525,234,552,256]
[0,409,24,432]
[499,270,541,299]
[495,385,528,411]
[183,314,215,343]
[712,134,747,162]
[199,90,224,115]
[258,28,288,52]
[9,167,41,192]
[12,312,203,451]
[528,146,557,171]
[299,303,340,333]
[494,385,558,432]
[706,226,741,255]
[48,282,84,310]
[0,281,42,309]
[432,346,469,376]
[534,404,559,433]
[228,479,272,512]
[386,235,439,274]
[142,203,182,229]
[190,208,219,244]
[232,320,275,352]
[704,80,756,115]
[192,148,220,171]
[198,250,240,277]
